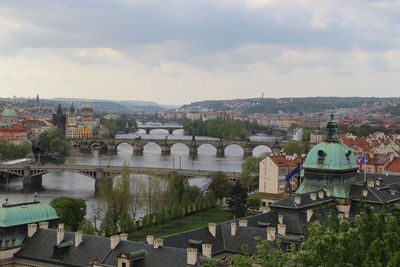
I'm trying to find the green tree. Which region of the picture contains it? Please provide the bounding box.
[228,204,400,267]
[247,195,261,210]
[38,130,69,155]
[78,218,96,235]
[99,163,134,235]
[240,157,262,191]
[208,172,234,200]
[227,181,248,219]
[50,197,86,231]
[283,141,301,155]
[0,142,31,161]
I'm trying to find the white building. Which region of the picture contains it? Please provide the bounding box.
[259,155,301,194]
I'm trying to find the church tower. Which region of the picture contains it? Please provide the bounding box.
[53,104,66,138]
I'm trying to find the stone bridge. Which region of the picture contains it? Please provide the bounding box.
[70,137,286,157]
[137,125,183,134]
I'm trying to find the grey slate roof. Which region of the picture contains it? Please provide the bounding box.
[162,225,225,254]
[271,191,333,209]
[15,229,199,267]
[349,184,400,203]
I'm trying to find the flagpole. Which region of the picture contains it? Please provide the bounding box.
[364,164,366,183]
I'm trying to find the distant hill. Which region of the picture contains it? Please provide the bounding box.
[181,97,400,114]
[53,98,179,112]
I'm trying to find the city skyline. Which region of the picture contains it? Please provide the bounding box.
[1,0,400,104]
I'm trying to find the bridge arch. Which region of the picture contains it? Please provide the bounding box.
[170,143,190,154]
[89,140,107,150]
[252,145,272,157]
[142,141,162,153]
[115,141,135,152]
[197,143,217,155]
[224,144,245,156]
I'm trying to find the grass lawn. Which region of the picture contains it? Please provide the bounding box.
[130,207,232,241]
[251,192,286,201]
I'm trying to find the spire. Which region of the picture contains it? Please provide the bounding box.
[324,113,339,143]
[57,104,63,114]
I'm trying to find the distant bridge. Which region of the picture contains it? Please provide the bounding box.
[136,125,183,134]
[69,137,286,157]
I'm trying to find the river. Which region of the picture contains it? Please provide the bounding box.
[0,129,274,218]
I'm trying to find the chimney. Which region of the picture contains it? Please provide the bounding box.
[39,221,49,229]
[146,235,154,245]
[154,238,164,249]
[56,229,64,245]
[186,248,198,265]
[74,231,83,247]
[208,223,216,237]
[202,243,212,258]
[239,219,248,227]
[278,214,284,224]
[277,224,286,236]
[375,179,381,186]
[266,227,276,241]
[58,223,64,230]
[318,191,324,199]
[367,180,375,188]
[309,193,317,201]
[325,189,331,197]
[230,222,237,236]
[120,233,128,241]
[362,189,368,197]
[110,235,120,250]
[306,209,313,222]
[294,196,301,205]
[27,223,37,237]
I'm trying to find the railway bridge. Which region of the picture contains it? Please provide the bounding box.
[0,163,240,192]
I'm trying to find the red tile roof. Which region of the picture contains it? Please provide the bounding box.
[385,158,400,171]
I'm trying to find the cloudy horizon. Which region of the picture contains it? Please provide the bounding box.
[1,0,400,105]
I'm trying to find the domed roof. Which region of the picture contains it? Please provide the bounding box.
[303,114,358,171]
[2,108,17,117]
[303,142,357,170]
[0,201,59,227]
[80,105,94,112]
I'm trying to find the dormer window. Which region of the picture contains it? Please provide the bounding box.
[345,150,352,160]
[317,150,326,164]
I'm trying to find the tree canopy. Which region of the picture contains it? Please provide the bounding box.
[226,204,400,267]
[50,197,86,232]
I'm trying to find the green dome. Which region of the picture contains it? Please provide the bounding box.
[2,108,17,117]
[0,202,59,227]
[304,113,357,171]
[303,142,357,171]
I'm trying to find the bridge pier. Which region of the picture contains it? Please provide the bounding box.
[133,144,144,155]
[79,143,91,152]
[145,129,151,134]
[160,144,171,155]
[168,129,174,134]
[189,145,198,157]
[23,166,42,193]
[244,147,253,157]
[216,147,225,158]
[107,144,117,152]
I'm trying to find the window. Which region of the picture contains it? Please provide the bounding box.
[317,150,326,164]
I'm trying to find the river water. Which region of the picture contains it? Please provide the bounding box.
[0,129,273,218]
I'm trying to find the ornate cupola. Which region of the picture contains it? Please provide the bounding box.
[296,114,358,198]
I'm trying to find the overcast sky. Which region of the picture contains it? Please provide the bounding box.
[1,0,400,104]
